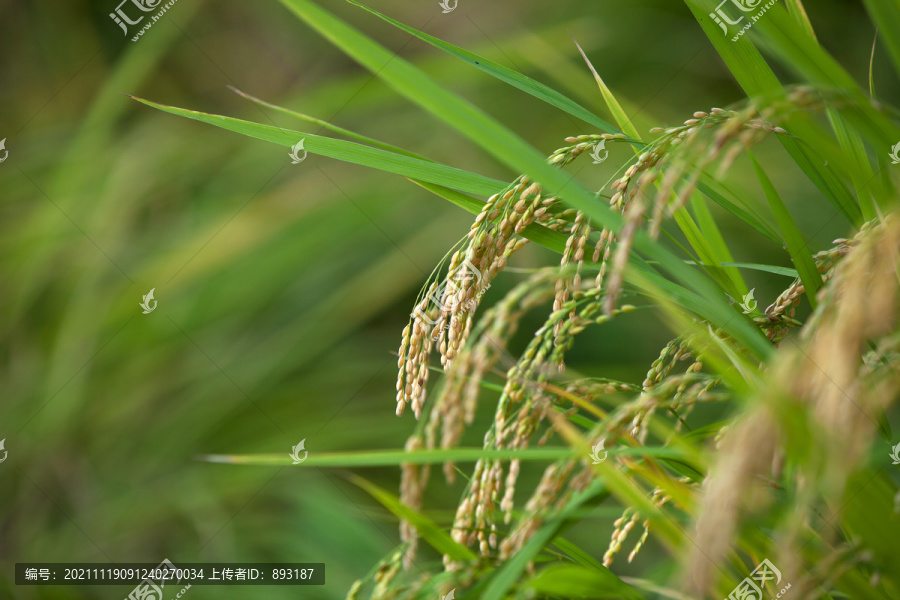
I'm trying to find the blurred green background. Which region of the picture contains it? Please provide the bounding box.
[0,0,893,598]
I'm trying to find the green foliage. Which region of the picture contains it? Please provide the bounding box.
[6,1,900,599]
[129,0,900,597]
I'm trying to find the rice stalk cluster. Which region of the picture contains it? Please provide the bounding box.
[687,217,900,597]
[369,86,900,600]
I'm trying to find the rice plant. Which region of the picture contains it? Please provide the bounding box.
[132,0,900,598]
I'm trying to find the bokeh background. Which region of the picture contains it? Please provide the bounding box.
[0,0,892,598]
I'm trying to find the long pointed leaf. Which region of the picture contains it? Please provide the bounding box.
[347,0,619,134]
[228,85,430,160]
[572,36,746,296]
[683,0,863,226]
[128,96,505,196]
[199,446,688,467]
[348,474,478,561]
[750,153,822,308]
[280,0,773,360]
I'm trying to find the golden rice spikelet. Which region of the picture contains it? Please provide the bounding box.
[603,507,639,567]
[604,189,647,315]
[396,282,441,418]
[500,460,577,559]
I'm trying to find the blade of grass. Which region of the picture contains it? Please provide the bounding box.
[683,0,864,227]
[672,206,744,300]
[869,30,878,98]
[750,7,895,212]
[127,96,505,196]
[346,0,619,134]
[620,577,698,600]
[749,153,822,308]
[546,410,686,548]
[837,469,900,591]
[628,267,760,396]
[351,1,782,249]
[570,36,639,140]
[199,445,689,466]
[255,0,774,359]
[573,35,746,297]
[476,479,609,600]
[719,262,798,277]
[826,108,879,221]
[347,474,478,561]
[694,177,783,244]
[683,0,782,97]
[527,564,646,600]
[861,0,900,82]
[691,195,748,294]
[551,536,604,570]
[228,85,430,160]
[784,0,816,40]
[753,7,899,161]
[780,135,863,226]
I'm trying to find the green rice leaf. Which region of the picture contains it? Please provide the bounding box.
[527,564,646,600]
[683,0,863,226]
[862,0,900,77]
[551,537,605,571]
[694,178,783,244]
[228,85,429,160]
[477,480,609,600]
[346,0,619,134]
[673,206,744,301]
[838,470,900,591]
[199,445,688,467]
[281,0,774,360]
[779,135,862,226]
[572,34,746,296]
[784,0,817,39]
[128,95,505,196]
[750,153,822,308]
[682,0,782,97]
[752,6,898,215]
[691,195,748,294]
[826,108,879,221]
[347,474,478,561]
[719,262,798,277]
[869,30,878,98]
[570,37,640,140]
